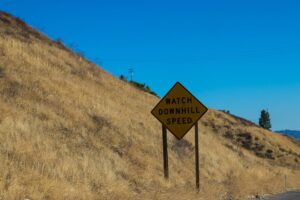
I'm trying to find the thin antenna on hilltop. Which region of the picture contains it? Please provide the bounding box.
[129,68,134,81]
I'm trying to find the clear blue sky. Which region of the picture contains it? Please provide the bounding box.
[1,0,300,130]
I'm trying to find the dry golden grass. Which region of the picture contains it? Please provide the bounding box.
[0,12,300,200]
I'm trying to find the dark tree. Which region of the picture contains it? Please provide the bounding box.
[259,109,272,130]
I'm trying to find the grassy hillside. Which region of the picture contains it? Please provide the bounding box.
[277,130,300,140]
[0,11,299,200]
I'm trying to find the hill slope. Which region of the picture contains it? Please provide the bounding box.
[277,130,300,140]
[0,11,300,200]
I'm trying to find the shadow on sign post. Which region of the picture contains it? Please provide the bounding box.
[151,82,208,191]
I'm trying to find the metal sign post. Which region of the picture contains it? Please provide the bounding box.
[195,121,200,191]
[162,125,169,179]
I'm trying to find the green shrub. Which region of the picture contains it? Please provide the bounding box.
[118,75,158,97]
[129,81,158,97]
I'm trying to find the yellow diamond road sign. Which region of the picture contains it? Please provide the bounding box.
[151,82,208,140]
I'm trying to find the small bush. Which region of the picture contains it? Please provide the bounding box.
[255,152,265,158]
[220,110,230,114]
[265,149,275,160]
[237,132,252,141]
[266,149,273,154]
[0,15,11,24]
[130,80,158,97]
[90,114,110,132]
[253,143,264,151]
[171,139,193,157]
[118,76,158,96]
[119,75,127,82]
[224,131,234,139]
[236,132,254,150]
[255,149,275,160]
[55,38,64,46]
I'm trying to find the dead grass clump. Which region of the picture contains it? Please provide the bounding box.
[224,131,234,139]
[70,66,87,79]
[0,66,4,78]
[225,144,235,151]
[265,149,275,160]
[252,142,265,152]
[90,114,111,132]
[0,80,22,98]
[237,132,252,150]
[255,149,275,160]
[14,17,27,27]
[202,121,209,127]
[0,15,11,25]
[54,38,74,54]
[171,139,194,157]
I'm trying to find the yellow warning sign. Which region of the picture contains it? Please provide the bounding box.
[151,82,208,140]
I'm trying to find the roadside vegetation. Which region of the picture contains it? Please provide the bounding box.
[119,74,158,97]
